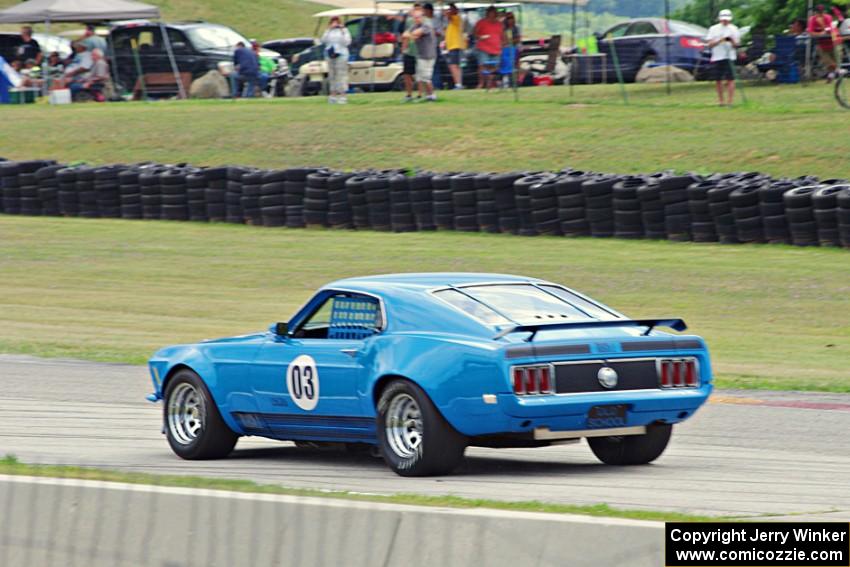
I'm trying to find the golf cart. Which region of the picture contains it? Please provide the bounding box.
[291,3,528,95]
[292,8,406,96]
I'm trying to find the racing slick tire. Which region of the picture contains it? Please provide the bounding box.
[377,379,467,476]
[587,423,672,466]
[164,369,238,460]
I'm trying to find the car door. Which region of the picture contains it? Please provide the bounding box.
[622,21,660,75]
[247,291,380,442]
[597,23,629,81]
[110,26,170,88]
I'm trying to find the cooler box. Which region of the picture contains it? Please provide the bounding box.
[49,89,72,105]
[9,88,38,104]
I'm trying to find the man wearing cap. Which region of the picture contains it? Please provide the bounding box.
[706,9,740,106]
[807,4,838,82]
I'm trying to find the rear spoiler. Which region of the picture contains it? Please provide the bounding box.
[493,319,687,341]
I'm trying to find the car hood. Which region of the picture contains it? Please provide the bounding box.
[199,331,268,344]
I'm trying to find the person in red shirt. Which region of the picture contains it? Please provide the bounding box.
[807,4,838,81]
[473,6,504,89]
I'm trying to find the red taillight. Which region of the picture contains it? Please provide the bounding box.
[684,360,697,387]
[679,36,704,49]
[525,368,537,394]
[659,359,699,388]
[538,366,551,393]
[513,367,526,395]
[674,361,684,387]
[660,362,672,387]
[512,365,553,395]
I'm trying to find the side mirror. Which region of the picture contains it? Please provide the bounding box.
[274,322,289,336]
[171,41,189,52]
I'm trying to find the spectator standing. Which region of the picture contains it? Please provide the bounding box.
[473,6,503,89]
[79,24,107,54]
[706,9,740,106]
[406,10,438,102]
[14,26,42,66]
[500,12,521,88]
[252,39,275,97]
[807,4,838,81]
[321,16,352,104]
[232,41,260,98]
[422,3,444,90]
[401,3,422,102]
[443,3,466,89]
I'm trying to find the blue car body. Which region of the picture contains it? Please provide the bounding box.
[572,18,712,83]
[148,273,712,447]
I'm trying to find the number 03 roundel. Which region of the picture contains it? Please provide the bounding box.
[286,355,320,411]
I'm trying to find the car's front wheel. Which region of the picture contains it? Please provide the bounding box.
[587,423,672,465]
[377,380,467,476]
[164,369,238,460]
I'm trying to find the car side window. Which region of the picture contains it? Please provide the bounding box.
[293,294,382,340]
[168,29,190,51]
[111,29,137,51]
[606,24,629,39]
[626,22,658,36]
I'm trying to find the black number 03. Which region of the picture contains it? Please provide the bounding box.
[290,364,315,400]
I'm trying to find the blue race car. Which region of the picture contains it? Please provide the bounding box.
[148,273,712,476]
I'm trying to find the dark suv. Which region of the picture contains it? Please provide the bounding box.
[109,21,279,93]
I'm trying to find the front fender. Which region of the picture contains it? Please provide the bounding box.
[148,345,219,401]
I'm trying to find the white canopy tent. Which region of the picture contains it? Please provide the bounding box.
[0,0,186,98]
[0,0,159,22]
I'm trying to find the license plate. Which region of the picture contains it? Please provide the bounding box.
[587,404,628,429]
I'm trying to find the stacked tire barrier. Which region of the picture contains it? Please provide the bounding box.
[0,158,848,249]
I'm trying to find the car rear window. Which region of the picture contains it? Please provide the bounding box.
[668,21,709,36]
[434,284,619,325]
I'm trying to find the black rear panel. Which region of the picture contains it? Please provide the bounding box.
[555,359,659,394]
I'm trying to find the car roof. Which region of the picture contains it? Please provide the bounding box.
[111,20,230,30]
[263,38,314,44]
[313,8,400,18]
[611,18,699,28]
[327,272,544,292]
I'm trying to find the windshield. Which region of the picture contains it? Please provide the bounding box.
[668,21,708,36]
[185,25,248,50]
[434,284,620,326]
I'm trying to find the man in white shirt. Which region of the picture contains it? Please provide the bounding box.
[705,9,740,106]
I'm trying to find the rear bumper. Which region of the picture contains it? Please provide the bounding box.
[444,384,711,437]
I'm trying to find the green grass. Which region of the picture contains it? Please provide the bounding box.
[1,82,849,178]
[0,216,847,391]
[0,455,725,522]
[0,0,327,42]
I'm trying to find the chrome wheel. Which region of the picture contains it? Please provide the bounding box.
[385,393,423,459]
[167,382,205,446]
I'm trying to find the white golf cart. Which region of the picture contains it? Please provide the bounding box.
[292,8,406,95]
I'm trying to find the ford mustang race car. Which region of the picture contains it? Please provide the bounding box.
[148,273,712,476]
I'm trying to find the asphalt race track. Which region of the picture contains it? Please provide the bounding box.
[1,354,848,520]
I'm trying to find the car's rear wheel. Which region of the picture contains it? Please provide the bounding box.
[164,369,238,460]
[587,423,672,465]
[377,380,467,476]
